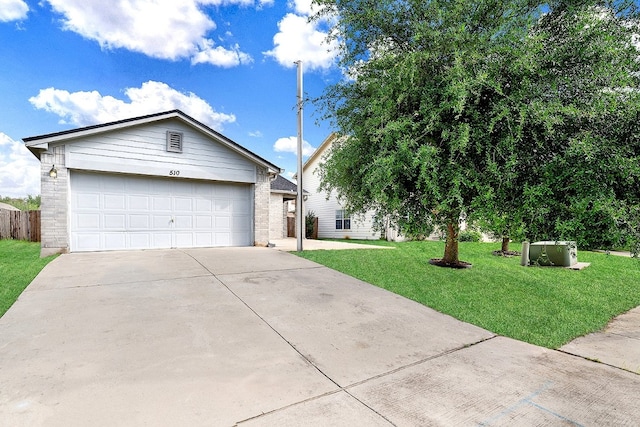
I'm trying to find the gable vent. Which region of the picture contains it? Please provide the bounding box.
[166,131,183,153]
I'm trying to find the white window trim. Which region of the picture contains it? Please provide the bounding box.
[335,209,351,230]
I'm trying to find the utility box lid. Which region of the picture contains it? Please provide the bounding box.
[529,241,578,267]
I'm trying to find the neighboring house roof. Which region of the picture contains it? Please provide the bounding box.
[302,132,339,172]
[0,202,20,211]
[270,175,308,199]
[271,175,298,194]
[23,109,283,174]
[293,132,340,181]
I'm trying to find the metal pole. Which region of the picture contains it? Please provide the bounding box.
[296,60,304,252]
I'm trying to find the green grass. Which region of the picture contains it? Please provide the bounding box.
[0,240,58,317]
[296,240,640,348]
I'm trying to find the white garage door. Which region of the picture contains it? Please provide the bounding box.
[70,172,252,252]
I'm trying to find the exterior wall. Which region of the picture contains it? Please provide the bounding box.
[37,118,278,253]
[65,118,256,183]
[40,145,69,256]
[253,166,270,246]
[269,193,285,240]
[303,147,380,240]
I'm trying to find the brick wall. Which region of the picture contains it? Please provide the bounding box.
[253,166,270,246]
[269,193,285,240]
[40,145,69,256]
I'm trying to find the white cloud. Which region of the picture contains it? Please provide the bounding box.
[29,81,236,131]
[0,0,28,22]
[42,0,254,66]
[273,136,315,156]
[264,13,338,71]
[0,133,40,197]
[191,40,253,67]
[248,130,263,137]
[288,0,313,16]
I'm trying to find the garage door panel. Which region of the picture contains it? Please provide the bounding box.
[153,215,173,229]
[129,234,152,249]
[77,193,100,209]
[76,212,100,229]
[232,232,249,245]
[104,214,125,229]
[215,232,230,246]
[174,216,192,228]
[175,199,193,212]
[103,176,126,192]
[195,233,213,246]
[195,199,212,212]
[152,233,172,248]
[105,233,127,250]
[215,216,231,229]
[152,196,171,211]
[215,199,231,212]
[175,233,193,247]
[129,195,150,210]
[128,178,151,193]
[196,216,212,228]
[129,214,150,229]
[75,233,101,251]
[71,172,252,251]
[104,194,125,210]
[232,216,250,230]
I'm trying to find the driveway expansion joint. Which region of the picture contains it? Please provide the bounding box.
[555,349,640,376]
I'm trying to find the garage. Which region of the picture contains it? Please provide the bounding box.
[24,110,281,256]
[70,172,252,252]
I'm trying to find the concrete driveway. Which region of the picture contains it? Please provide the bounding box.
[0,247,638,426]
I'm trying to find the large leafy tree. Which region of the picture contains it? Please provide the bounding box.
[314,0,640,264]
[475,1,640,253]
[313,0,544,266]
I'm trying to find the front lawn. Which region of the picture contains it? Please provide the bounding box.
[0,240,58,317]
[296,240,640,348]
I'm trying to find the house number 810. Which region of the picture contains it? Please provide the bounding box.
[169,170,180,176]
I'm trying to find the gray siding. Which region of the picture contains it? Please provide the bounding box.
[65,119,257,183]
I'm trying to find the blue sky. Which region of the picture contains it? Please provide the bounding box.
[0,0,341,197]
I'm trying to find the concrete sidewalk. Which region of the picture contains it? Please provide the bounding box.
[269,237,393,251]
[0,247,638,426]
[561,306,640,374]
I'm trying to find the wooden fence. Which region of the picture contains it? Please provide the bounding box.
[287,216,318,239]
[0,210,41,242]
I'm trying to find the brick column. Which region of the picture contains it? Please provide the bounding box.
[40,145,69,256]
[253,166,270,246]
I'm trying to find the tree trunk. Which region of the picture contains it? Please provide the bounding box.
[501,236,510,252]
[442,222,459,264]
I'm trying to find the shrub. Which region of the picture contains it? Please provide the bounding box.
[459,230,482,242]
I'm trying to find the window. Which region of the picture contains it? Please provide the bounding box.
[166,131,183,153]
[335,210,351,230]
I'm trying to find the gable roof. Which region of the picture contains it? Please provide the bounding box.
[23,110,282,174]
[303,132,338,172]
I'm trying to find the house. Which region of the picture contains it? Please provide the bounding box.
[269,174,298,239]
[24,110,282,256]
[302,133,402,240]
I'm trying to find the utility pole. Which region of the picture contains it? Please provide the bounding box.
[295,60,304,252]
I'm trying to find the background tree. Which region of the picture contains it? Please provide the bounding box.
[313,0,543,266]
[471,1,640,254]
[0,195,41,211]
